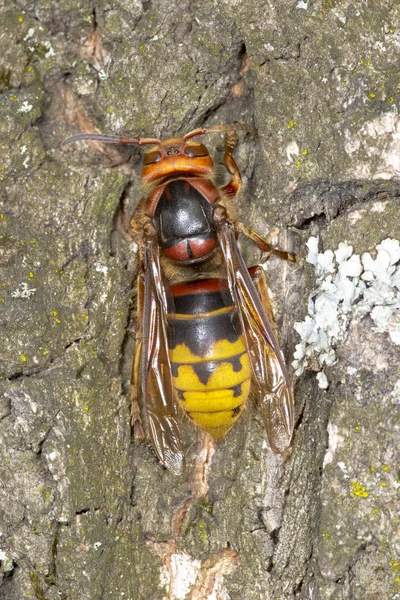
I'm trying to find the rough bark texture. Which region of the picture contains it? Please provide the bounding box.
[0,1,399,599]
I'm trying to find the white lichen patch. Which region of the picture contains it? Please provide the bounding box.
[43,40,55,58]
[316,371,329,389]
[286,140,299,162]
[17,101,33,113]
[94,263,108,275]
[24,28,35,40]
[11,282,36,298]
[293,237,400,384]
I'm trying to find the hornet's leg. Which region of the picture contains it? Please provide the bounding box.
[235,222,296,262]
[183,124,250,198]
[221,127,242,198]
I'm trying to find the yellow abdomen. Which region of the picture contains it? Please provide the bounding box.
[167,280,251,439]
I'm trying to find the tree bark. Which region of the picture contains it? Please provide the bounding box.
[0,1,399,599]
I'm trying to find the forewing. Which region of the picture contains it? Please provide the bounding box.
[218,224,294,452]
[137,241,185,473]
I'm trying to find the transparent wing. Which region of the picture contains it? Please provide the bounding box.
[135,241,185,473]
[218,224,294,452]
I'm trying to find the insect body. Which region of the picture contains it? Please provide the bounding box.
[62,124,295,473]
[167,277,251,440]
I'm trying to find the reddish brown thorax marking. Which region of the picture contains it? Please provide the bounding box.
[189,237,216,259]
[164,241,190,262]
[163,238,217,262]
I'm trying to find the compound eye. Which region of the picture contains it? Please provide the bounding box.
[184,143,209,158]
[143,150,161,165]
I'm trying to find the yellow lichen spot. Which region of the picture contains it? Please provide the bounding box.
[28,271,35,280]
[381,482,387,487]
[81,530,85,536]
[383,465,389,471]
[51,311,61,323]
[390,559,399,569]
[33,529,39,534]
[295,161,301,169]
[388,97,395,104]
[108,108,114,113]
[45,492,51,500]
[366,61,371,66]
[359,59,364,65]
[369,465,375,472]
[351,481,369,498]
[0,298,4,303]
[83,406,89,412]
[81,313,89,319]
[139,45,144,51]
[321,529,331,538]
[18,16,24,22]
[55,318,61,324]
[370,508,379,516]
[1,283,6,287]
[41,348,48,356]
[354,425,360,431]
[301,149,308,156]
[287,120,297,129]
[369,92,376,99]
[0,214,4,219]
[198,522,207,542]
[10,95,17,101]
[317,36,323,41]
[20,354,28,362]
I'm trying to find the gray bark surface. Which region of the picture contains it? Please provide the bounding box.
[0,1,399,599]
